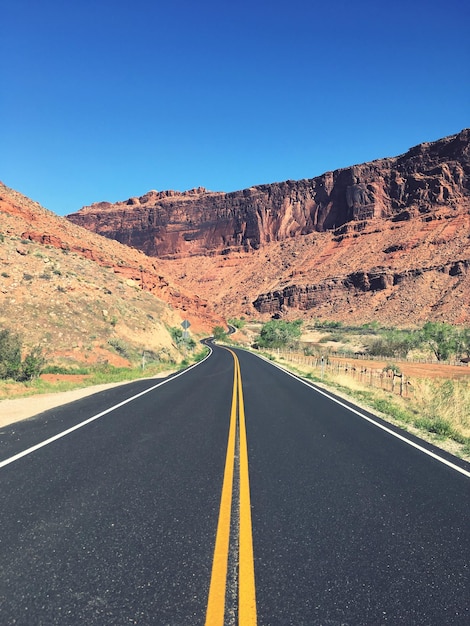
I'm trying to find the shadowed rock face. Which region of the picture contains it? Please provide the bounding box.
[67,130,470,259]
[253,261,470,315]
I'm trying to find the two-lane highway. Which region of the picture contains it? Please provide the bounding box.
[238,348,470,625]
[0,344,469,625]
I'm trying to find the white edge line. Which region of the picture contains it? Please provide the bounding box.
[247,350,470,479]
[0,347,213,470]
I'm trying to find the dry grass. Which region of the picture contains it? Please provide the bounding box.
[270,352,470,462]
[0,231,184,370]
[411,378,470,439]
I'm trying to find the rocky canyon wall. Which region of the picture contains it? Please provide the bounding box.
[67,130,470,259]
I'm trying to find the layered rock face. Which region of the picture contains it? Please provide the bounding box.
[0,182,223,335]
[253,261,470,316]
[63,130,470,325]
[67,130,470,259]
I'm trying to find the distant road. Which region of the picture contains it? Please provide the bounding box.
[1,345,469,625]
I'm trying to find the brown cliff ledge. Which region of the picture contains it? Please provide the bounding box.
[253,260,470,315]
[66,129,470,259]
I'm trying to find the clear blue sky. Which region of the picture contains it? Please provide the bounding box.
[2,0,469,216]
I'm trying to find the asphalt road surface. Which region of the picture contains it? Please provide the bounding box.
[0,344,469,625]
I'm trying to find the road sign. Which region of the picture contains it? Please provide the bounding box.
[181,320,191,330]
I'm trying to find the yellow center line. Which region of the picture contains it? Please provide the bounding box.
[204,361,238,625]
[205,349,257,626]
[236,355,257,625]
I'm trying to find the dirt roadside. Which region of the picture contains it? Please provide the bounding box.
[0,372,174,429]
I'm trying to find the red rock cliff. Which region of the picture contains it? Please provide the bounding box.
[67,130,470,259]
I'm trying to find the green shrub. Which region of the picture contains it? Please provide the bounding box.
[228,317,246,329]
[0,328,44,380]
[108,338,130,359]
[212,326,227,341]
[193,348,209,362]
[315,320,343,329]
[0,329,22,379]
[257,319,303,349]
[169,326,184,345]
[19,347,46,381]
[42,365,90,375]
[414,417,456,438]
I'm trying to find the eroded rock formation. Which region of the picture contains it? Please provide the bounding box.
[67,129,470,259]
[253,261,470,314]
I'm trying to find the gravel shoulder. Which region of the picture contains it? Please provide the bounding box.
[0,372,174,428]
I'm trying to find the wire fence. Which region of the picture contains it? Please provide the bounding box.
[275,350,412,397]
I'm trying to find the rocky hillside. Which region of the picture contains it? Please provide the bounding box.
[0,183,222,366]
[67,130,469,259]
[65,130,470,326]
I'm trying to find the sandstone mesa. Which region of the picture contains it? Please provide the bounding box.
[65,129,470,325]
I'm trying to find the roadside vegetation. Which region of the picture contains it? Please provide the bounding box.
[249,319,470,364]
[225,319,470,461]
[297,362,470,460]
[0,324,208,401]
[0,328,45,381]
[212,325,228,341]
[255,319,303,349]
[227,317,246,330]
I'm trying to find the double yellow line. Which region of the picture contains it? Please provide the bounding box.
[205,349,257,625]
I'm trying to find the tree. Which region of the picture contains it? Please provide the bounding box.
[455,327,470,359]
[421,322,457,361]
[257,319,303,349]
[212,326,227,341]
[0,328,22,379]
[0,328,44,380]
[365,327,419,358]
[19,346,45,381]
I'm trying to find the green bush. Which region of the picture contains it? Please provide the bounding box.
[212,326,227,341]
[193,348,209,362]
[19,347,46,381]
[367,330,417,358]
[257,319,303,349]
[0,329,22,379]
[0,328,44,380]
[108,338,131,359]
[42,365,90,375]
[414,417,456,438]
[420,322,457,361]
[169,326,184,345]
[228,317,246,329]
[315,320,343,329]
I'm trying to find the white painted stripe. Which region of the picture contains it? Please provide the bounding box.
[251,351,470,479]
[0,348,212,470]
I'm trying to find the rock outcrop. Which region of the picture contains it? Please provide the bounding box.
[67,130,470,259]
[0,182,223,336]
[253,261,470,314]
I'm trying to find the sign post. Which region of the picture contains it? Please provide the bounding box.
[181,319,191,340]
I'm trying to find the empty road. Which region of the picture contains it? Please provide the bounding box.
[0,344,469,625]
